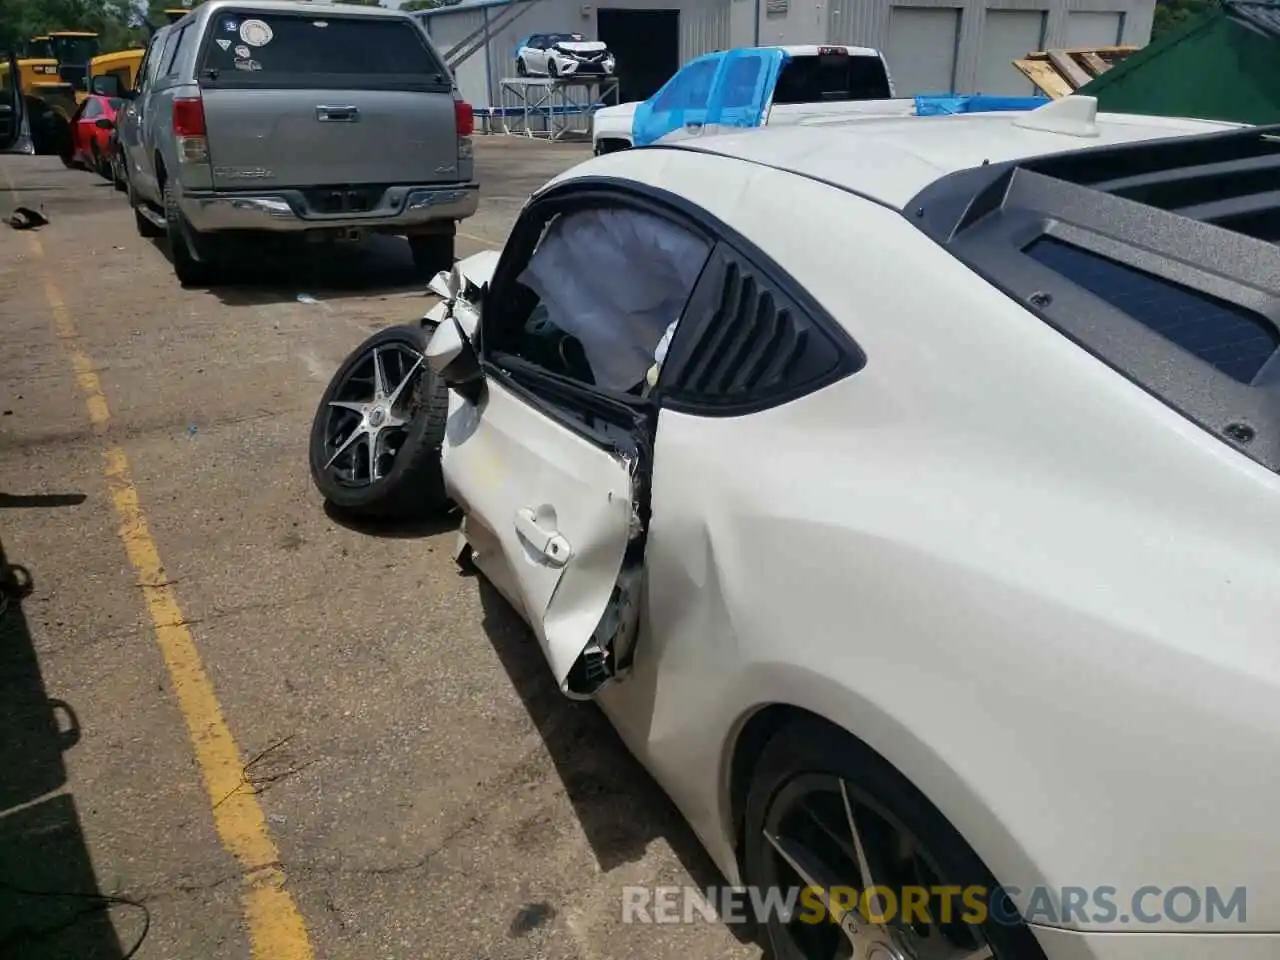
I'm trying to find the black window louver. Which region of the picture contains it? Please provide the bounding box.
[682,261,812,396]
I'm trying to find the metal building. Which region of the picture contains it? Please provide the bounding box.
[415,0,1155,110]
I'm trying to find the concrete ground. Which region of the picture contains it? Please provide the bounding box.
[0,138,763,960]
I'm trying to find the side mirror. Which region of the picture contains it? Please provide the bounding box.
[95,117,114,130]
[426,316,484,404]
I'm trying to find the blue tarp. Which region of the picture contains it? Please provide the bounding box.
[632,48,789,147]
[914,94,1050,115]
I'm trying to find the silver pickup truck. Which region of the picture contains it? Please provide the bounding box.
[113,0,478,285]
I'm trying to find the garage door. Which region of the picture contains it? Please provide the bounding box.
[977,9,1046,95]
[1064,11,1124,47]
[886,7,962,95]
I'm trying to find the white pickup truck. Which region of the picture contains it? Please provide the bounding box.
[591,45,916,154]
[591,45,1047,153]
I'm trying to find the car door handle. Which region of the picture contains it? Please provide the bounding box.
[515,507,573,567]
[316,105,359,122]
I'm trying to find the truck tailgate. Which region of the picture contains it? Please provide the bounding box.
[195,8,460,190]
[201,87,460,189]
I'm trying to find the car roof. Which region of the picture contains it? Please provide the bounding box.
[660,107,1244,209]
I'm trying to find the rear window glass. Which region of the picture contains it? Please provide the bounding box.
[200,12,444,79]
[773,53,891,104]
[1027,236,1280,384]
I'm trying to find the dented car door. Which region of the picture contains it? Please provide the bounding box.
[441,191,711,699]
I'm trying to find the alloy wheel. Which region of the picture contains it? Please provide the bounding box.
[760,773,998,960]
[320,341,425,488]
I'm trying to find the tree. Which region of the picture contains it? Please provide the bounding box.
[0,0,149,54]
[1151,0,1214,40]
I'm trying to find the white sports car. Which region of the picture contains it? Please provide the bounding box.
[310,98,1280,960]
[515,32,615,79]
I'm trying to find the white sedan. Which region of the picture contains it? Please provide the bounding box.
[515,32,615,79]
[309,98,1280,960]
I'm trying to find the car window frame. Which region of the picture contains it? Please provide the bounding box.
[474,176,865,422]
[133,35,161,93]
[477,184,716,414]
[162,22,190,77]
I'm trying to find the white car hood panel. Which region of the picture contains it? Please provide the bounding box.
[555,40,608,54]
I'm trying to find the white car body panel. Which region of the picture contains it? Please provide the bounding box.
[591,101,639,148]
[440,377,635,690]
[437,110,1280,954]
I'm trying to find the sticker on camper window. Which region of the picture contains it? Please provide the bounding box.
[234,44,251,59]
[215,38,231,50]
[233,58,262,71]
[239,19,273,47]
[223,19,238,32]
[312,20,329,27]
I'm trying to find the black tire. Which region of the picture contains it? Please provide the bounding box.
[516,57,527,76]
[309,322,451,519]
[547,60,559,78]
[163,178,214,286]
[111,150,126,192]
[743,717,1046,960]
[92,144,110,181]
[408,233,455,277]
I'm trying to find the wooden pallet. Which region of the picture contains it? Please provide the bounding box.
[1012,45,1138,98]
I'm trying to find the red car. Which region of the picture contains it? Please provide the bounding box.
[67,95,123,180]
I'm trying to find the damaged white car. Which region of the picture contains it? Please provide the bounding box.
[310,99,1280,960]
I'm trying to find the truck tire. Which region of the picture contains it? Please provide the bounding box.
[163,179,215,287]
[408,234,455,277]
[309,322,451,519]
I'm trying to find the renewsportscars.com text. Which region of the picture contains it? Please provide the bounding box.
[621,884,1248,927]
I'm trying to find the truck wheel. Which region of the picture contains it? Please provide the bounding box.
[309,322,451,519]
[408,234,455,277]
[163,179,215,287]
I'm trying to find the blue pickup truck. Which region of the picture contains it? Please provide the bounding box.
[590,44,1047,154]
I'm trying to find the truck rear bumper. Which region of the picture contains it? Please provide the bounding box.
[179,183,479,233]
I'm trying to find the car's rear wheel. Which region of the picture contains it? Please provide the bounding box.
[309,323,451,519]
[408,233,455,277]
[743,718,1046,960]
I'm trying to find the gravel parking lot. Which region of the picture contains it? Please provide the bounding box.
[0,137,762,960]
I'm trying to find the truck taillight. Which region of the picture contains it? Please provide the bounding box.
[454,99,474,138]
[172,96,208,164]
[173,97,206,136]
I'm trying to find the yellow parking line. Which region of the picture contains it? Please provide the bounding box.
[457,229,498,249]
[6,163,314,959]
